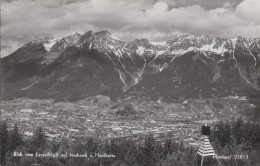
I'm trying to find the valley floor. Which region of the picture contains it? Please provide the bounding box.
[0,96,256,145]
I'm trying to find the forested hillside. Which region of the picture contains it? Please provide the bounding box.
[0,118,259,166]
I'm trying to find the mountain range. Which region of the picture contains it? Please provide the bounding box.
[1,30,260,101]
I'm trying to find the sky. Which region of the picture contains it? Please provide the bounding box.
[1,0,260,57]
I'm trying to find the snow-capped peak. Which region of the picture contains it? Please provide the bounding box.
[94,30,111,36]
[150,41,168,46]
[21,31,260,62]
[66,32,81,37]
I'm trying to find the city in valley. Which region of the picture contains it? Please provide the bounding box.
[1,95,256,146]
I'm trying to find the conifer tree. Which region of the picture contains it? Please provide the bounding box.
[232,118,243,144]
[0,121,8,165]
[142,133,156,166]
[31,127,46,153]
[8,123,23,152]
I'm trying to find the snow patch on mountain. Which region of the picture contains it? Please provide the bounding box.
[156,50,166,56]
[110,35,120,41]
[44,38,61,51]
[114,49,123,58]
[134,57,147,85]
[199,41,227,54]
[231,38,238,67]
[89,42,93,49]
[117,69,128,91]
[171,47,196,55]
[136,47,145,55]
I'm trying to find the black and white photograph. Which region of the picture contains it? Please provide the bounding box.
[1,0,260,165]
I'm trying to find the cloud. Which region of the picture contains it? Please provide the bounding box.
[0,40,23,58]
[236,0,260,24]
[1,0,260,57]
[223,2,235,8]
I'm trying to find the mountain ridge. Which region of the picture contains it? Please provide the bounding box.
[1,30,260,101]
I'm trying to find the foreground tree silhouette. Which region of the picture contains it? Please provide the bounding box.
[30,127,46,153]
[8,123,23,152]
[0,121,8,165]
[140,133,157,166]
[1,117,259,166]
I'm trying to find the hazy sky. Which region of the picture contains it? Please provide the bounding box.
[1,0,260,57]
